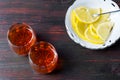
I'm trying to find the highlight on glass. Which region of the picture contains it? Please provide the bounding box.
[7,23,36,56]
[28,41,58,74]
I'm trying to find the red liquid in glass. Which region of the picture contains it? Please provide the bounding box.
[29,41,58,74]
[7,23,36,56]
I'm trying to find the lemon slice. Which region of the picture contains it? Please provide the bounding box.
[75,20,88,40]
[73,6,100,23]
[97,22,114,41]
[85,26,104,44]
[71,10,88,41]
[89,24,99,38]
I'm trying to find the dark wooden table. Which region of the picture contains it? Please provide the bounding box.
[1,0,120,80]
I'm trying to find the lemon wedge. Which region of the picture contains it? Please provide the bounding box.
[73,6,100,23]
[85,26,104,44]
[97,22,114,41]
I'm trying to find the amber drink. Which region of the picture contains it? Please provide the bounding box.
[7,23,36,56]
[29,41,58,74]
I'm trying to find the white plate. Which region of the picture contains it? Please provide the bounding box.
[65,0,120,49]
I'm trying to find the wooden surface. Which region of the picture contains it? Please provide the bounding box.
[1,0,120,80]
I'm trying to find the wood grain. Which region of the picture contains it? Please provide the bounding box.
[0,0,120,80]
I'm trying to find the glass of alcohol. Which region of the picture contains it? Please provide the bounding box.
[7,23,36,56]
[28,41,58,74]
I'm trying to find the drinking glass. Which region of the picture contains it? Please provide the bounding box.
[28,41,58,74]
[7,23,36,56]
